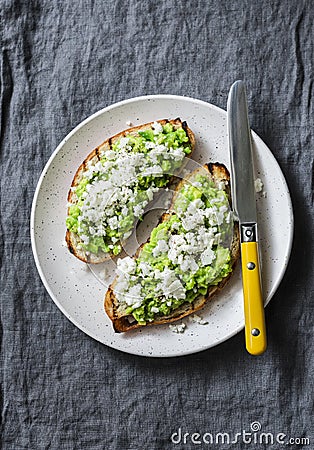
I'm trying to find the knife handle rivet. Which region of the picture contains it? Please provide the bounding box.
[251,328,260,336]
[247,262,256,270]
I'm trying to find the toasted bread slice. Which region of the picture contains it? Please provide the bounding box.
[66,118,195,263]
[105,162,240,332]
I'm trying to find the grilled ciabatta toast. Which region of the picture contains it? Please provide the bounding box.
[66,118,195,263]
[105,163,240,332]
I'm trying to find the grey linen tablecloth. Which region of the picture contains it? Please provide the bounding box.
[1,0,313,449]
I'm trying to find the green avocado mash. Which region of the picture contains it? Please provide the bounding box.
[66,122,191,255]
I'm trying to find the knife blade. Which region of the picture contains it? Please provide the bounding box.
[227,80,267,355]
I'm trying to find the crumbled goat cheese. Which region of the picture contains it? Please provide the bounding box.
[119,137,130,149]
[141,165,163,176]
[200,248,216,266]
[189,314,208,325]
[152,239,169,257]
[105,150,116,160]
[145,141,156,150]
[152,121,163,134]
[254,177,264,193]
[108,216,118,230]
[169,323,186,333]
[133,203,145,217]
[117,256,136,276]
[138,261,152,277]
[80,234,90,244]
[180,256,198,273]
[156,268,186,300]
[254,177,267,197]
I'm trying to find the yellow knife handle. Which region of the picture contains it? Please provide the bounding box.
[241,241,267,355]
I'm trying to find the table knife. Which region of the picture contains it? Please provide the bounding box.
[227,80,267,355]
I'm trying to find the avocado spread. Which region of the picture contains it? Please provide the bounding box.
[66,122,191,255]
[114,172,234,325]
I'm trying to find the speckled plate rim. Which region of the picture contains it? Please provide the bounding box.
[30,94,294,357]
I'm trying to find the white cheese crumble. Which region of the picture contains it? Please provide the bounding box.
[117,256,136,276]
[138,261,152,276]
[141,165,163,176]
[254,177,263,193]
[254,177,267,197]
[119,137,130,149]
[152,121,163,134]
[169,323,186,333]
[189,314,208,325]
[200,248,215,266]
[155,268,186,300]
[152,239,169,257]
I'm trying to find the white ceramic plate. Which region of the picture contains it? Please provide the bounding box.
[30,95,293,357]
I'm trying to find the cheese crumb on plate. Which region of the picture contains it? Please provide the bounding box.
[169,323,186,333]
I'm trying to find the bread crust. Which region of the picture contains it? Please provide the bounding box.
[65,118,195,263]
[104,162,240,332]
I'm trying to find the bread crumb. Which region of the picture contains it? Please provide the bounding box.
[126,120,132,126]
